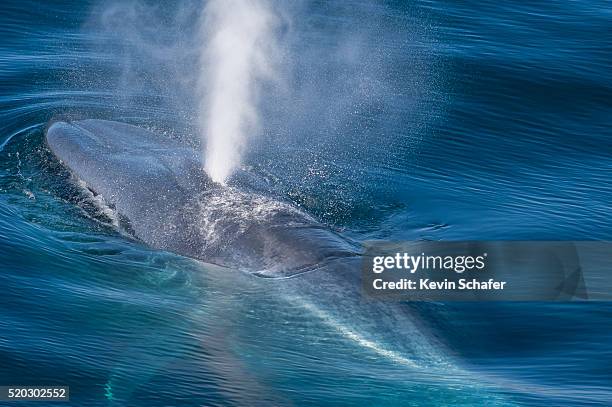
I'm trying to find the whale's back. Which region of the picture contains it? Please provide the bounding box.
[46,120,357,275]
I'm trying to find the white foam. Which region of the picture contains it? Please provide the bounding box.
[76,179,120,227]
[197,186,309,246]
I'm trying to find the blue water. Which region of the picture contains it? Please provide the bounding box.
[1,1,611,406]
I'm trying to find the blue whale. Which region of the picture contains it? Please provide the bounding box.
[45,119,487,383]
[43,120,519,404]
[46,119,357,277]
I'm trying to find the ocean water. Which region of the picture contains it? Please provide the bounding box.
[1,1,611,406]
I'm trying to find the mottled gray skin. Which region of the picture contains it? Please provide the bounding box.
[46,119,357,276]
[46,119,465,376]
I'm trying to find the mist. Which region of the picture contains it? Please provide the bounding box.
[199,0,280,184]
[84,0,430,194]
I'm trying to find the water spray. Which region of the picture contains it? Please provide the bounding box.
[199,0,280,184]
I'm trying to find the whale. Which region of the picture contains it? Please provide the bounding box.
[45,119,497,392]
[46,119,358,277]
[43,120,521,404]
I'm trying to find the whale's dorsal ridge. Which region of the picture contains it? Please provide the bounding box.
[46,119,357,276]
